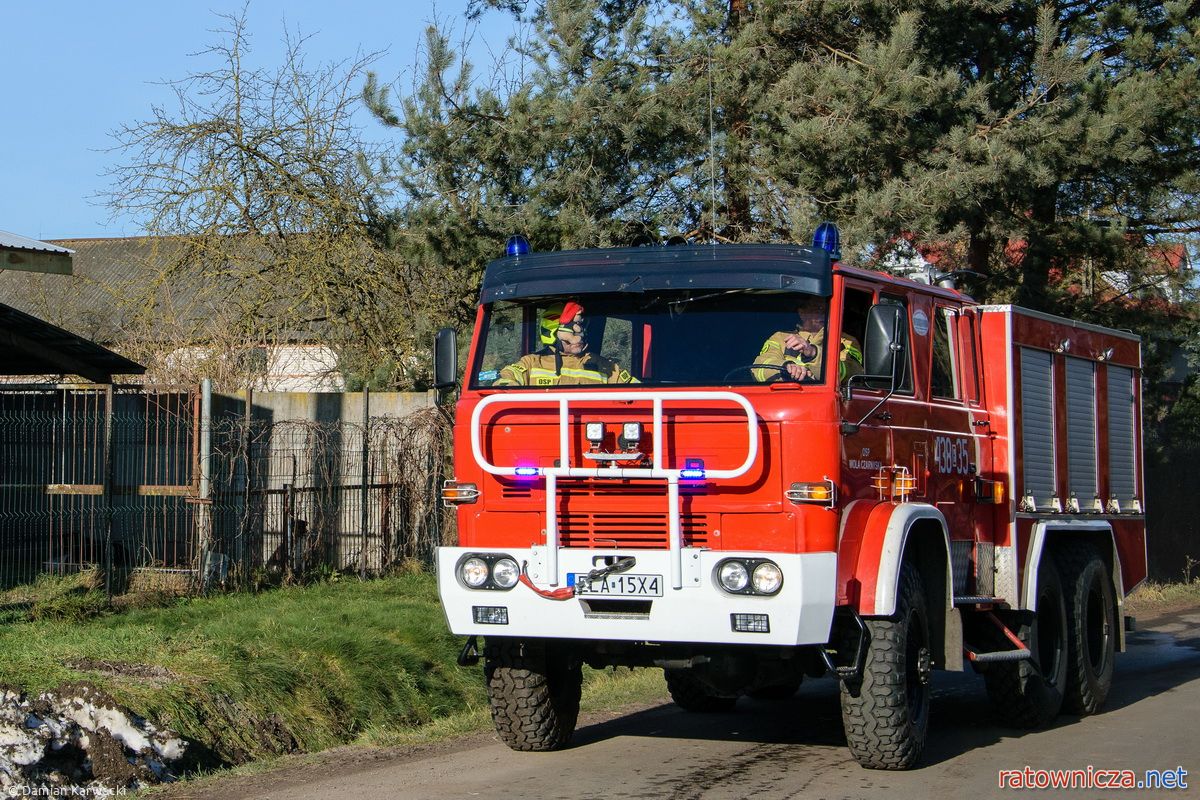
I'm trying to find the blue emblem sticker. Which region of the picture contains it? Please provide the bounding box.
[478,370,499,382]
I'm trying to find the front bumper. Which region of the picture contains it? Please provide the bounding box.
[436,546,837,647]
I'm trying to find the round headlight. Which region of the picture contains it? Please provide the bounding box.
[459,556,489,588]
[752,561,783,594]
[492,558,520,589]
[718,560,749,592]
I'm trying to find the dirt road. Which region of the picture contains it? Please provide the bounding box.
[158,604,1200,800]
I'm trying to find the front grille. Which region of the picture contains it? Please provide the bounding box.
[558,512,709,549]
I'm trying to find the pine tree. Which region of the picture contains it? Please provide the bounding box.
[370,0,1199,328]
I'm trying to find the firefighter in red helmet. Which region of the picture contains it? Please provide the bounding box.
[494,301,637,386]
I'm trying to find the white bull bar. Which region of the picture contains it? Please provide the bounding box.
[470,390,760,590]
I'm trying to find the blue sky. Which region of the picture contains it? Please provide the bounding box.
[1,1,518,242]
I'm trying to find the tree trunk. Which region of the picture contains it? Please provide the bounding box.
[721,0,752,240]
[1015,186,1059,311]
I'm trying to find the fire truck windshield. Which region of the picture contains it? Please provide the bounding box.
[471,291,838,388]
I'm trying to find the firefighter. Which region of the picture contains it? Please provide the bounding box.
[753,294,863,383]
[494,301,637,386]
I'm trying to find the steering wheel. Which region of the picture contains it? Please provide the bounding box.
[722,363,813,383]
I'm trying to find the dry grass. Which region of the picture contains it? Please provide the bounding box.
[1124,579,1200,620]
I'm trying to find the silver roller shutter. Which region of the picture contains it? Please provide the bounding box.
[1020,348,1056,509]
[1107,365,1138,508]
[1064,357,1097,505]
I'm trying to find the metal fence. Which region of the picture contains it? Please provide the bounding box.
[0,385,449,600]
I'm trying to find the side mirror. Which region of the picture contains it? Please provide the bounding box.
[433,327,458,391]
[841,304,908,433]
[845,304,908,393]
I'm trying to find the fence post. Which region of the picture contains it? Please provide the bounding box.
[197,379,213,587]
[359,387,370,579]
[238,389,252,583]
[102,384,115,597]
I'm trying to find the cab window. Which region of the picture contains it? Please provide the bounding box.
[930,306,958,399]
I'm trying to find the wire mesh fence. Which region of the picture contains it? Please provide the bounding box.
[205,410,450,587]
[0,385,450,602]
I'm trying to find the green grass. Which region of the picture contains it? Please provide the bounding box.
[0,570,670,777]
[0,572,485,769]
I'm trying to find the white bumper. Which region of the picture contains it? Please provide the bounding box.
[436,547,837,647]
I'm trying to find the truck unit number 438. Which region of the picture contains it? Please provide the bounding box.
[934,435,971,475]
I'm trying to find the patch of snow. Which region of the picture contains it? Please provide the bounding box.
[0,684,187,799]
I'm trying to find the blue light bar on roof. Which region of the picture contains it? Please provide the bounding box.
[812,222,841,261]
[506,235,531,257]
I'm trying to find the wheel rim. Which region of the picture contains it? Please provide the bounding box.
[1085,580,1111,674]
[1037,583,1065,686]
[906,607,931,725]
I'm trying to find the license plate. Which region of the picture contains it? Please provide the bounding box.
[571,573,663,597]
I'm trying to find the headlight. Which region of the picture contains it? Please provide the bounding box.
[492,558,520,589]
[460,556,490,588]
[715,558,783,595]
[752,562,784,595]
[718,560,749,592]
[457,554,520,591]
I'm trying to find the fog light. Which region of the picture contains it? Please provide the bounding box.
[718,560,749,592]
[585,421,606,443]
[492,558,520,589]
[473,606,509,624]
[732,613,770,633]
[752,562,783,595]
[460,557,489,588]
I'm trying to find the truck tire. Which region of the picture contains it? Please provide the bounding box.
[840,561,932,770]
[484,638,581,751]
[1060,543,1116,715]
[665,669,738,713]
[983,553,1068,729]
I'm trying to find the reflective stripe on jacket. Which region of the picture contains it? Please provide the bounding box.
[493,352,637,386]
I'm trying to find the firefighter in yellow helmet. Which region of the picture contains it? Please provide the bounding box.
[753,294,863,383]
[494,301,637,386]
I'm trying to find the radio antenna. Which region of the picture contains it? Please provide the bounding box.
[708,50,716,244]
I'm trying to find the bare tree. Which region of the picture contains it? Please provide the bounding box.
[104,8,420,390]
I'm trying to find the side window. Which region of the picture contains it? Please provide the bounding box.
[930,306,958,399]
[841,288,872,349]
[960,310,981,404]
[839,287,872,382]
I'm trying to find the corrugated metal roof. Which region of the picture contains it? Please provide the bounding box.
[0,230,75,254]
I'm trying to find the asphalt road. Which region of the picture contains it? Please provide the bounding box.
[161,605,1200,800]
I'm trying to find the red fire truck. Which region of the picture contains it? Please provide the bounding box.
[433,230,1146,769]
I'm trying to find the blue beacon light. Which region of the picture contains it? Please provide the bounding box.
[506,235,531,257]
[812,222,841,261]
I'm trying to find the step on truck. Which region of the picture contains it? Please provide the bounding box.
[433,229,1146,769]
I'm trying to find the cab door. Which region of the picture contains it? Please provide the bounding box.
[924,303,988,595]
[836,284,893,506]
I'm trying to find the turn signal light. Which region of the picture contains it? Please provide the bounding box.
[442,481,480,506]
